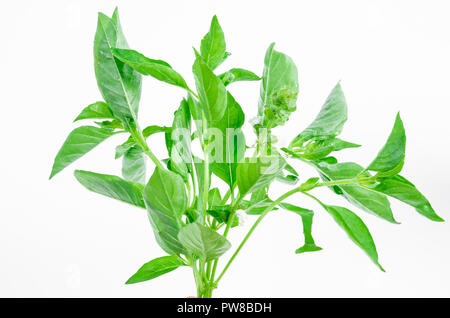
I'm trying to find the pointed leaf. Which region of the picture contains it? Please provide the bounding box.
[314,161,398,223]
[94,9,141,125]
[74,170,145,208]
[324,205,384,271]
[112,48,190,91]
[218,68,260,86]
[210,92,246,187]
[192,56,227,122]
[200,15,228,70]
[178,223,231,261]
[74,101,114,122]
[122,146,147,184]
[50,126,115,178]
[371,175,443,222]
[367,113,406,176]
[143,167,187,255]
[291,83,347,147]
[126,256,186,284]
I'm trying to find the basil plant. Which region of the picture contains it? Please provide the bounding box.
[50,8,443,298]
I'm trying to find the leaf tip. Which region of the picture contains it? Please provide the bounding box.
[377,263,386,272]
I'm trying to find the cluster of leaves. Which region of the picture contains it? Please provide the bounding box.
[50,9,443,297]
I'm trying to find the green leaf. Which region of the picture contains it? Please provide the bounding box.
[290,83,347,147]
[291,138,360,161]
[218,68,260,86]
[208,188,222,208]
[210,92,246,187]
[143,167,187,255]
[242,189,278,215]
[74,170,145,208]
[314,161,398,223]
[371,175,443,222]
[367,113,406,177]
[126,255,186,284]
[112,48,191,92]
[323,204,384,271]
[167,99,192,179]
[200,15,228,70]
[207,206,239,227]
[194,158,211,216]
[236,156,285,197]
[50,126,115,179]
[74,101,114,122]
[258,43,298,127]
[178,223,231,261]
[94,9,142,126]
[122,146,147,184]
[299,177,320,192]
[192,56,227,122]
[95,119,123,129]
[279,203,322,254]
[143,125,170,138]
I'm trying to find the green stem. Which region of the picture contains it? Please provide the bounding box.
[214,186,302,284]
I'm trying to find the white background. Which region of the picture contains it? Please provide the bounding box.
[1,0,449,297]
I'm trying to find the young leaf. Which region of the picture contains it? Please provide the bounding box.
[50,126,115,179]
[200,15,228,70]
[74,170,145,208]
[143,167,187,255]
[208,188,222,208]
[314,161,398,223]
[95,119,123,129]
[367,113,406,177]
[236,156,285,197]
[299,177,320,192]
[290,83,347,147]
[323,205,384,271]
[279,203,322,254]
[207,206,239,227]
[371,175,443,222]
[218,68,260,86]
[122,146,147,184]
[115,125,168,159]
[258,43,298,127]
[178,223,231,261]
[192,56,227,122]
[291,138,360,161]
[74,101,114,122]
[94,9,142,126]
[112,48,191,92]
[126,255,186,284]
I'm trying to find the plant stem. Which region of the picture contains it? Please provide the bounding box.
[214,186,302,284]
